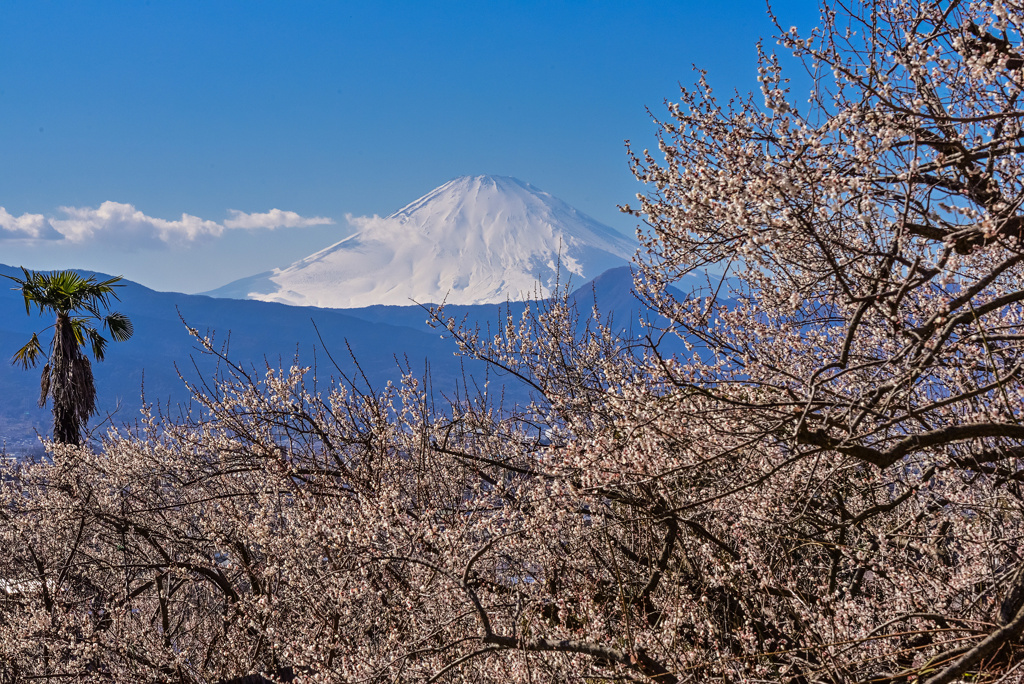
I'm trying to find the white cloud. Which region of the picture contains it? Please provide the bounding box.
[224,208,333,230]
[50,201,224,247]
[0,201,335,248]
[0,208,61,239]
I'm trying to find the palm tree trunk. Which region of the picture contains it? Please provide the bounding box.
[49,314,96,445]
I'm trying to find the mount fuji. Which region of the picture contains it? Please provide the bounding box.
[206,175,636,308]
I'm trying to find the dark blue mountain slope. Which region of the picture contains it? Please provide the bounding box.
[0,264,492,452]
[0,264,717,453]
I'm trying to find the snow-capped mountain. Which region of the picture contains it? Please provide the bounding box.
[206,175,636,308]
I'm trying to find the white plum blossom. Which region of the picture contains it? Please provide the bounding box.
[4,2,1024,683]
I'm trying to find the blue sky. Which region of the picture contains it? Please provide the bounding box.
[0,0,818,293]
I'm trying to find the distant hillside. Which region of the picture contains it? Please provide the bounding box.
[0,265,478,453]
[0,264,712,454]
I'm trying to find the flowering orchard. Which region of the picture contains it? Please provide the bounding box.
[4,1,1024,682]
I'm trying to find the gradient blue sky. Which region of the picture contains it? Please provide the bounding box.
[0,0,819,293]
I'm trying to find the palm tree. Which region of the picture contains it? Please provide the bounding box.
[4,267,133,446]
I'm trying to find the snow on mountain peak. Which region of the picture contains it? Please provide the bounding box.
[208,175,636,308]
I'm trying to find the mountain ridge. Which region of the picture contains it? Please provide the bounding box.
[205,175,636,308]
[2,262,707,455]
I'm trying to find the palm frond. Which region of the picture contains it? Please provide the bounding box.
[83,326,108,361]
[103,312,134,342]
[92,275,125,299]
[3,267,40,315]
[79,275,124,315]
[11,333,44,369]
[1,270,31,315]
[69,318,88,347]
[15,270,125,315]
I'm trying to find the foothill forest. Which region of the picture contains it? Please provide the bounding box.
[4,2,1024,682]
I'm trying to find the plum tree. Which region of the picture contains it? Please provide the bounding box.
[3,1,1024,682]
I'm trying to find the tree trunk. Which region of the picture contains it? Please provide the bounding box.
[48,314,96,446]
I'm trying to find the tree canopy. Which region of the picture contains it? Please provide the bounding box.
[3,1,1024,682]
